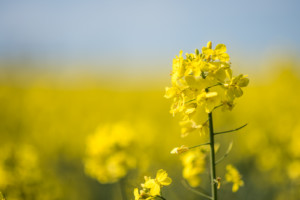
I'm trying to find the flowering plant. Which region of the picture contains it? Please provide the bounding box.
[167,41,248,200]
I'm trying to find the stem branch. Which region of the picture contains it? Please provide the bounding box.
[206,83,222,90]
[119,178,128,200]
[189,142,210,150]
[215,141,233,165]
[182,180,212,200]
[214,123,248,136]
[156,195,166,200]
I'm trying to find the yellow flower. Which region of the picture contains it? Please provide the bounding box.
[134,188,150,200]
[179,120,199,137]
[164,87,178,99]
[224,74,249,101]
[181,149,206,187]
[143,178,160,196]
[225,164,244,192]
[179,118,209,137]
[170,145,189,154]
[221,100,235,111]
[134,188,141,200]
[135,169,172,199]
[184,75,209,90]
[202,43,230,62]
[197,91,219,113]
[171,50,186,86]
[287,161,300,180]
[84,123,138,184]
[143,169,172,196]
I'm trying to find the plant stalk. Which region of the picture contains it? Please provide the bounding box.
[208,111,217,200]
[119,178,128,200]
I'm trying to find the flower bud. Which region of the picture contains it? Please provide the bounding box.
[170,145,189,154]
[207,41,212,49]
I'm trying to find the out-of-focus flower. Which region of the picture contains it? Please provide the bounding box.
[170,145,189,154]
[225,164,244,192]
[179,119,209,137]
[181,149,207,187]
[287,161,300,180]
[0,144,62,199]
[84,122,138,184]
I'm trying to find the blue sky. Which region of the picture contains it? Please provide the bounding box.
[0,0,299,73]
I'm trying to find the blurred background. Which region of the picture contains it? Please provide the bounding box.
[0,0,299,199]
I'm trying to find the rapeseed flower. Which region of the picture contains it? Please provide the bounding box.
[197,91,219,113]
[225,164,244,192]
[142,169,172,196]
[84,122,138,184]
[202,43,230,62]
[170,145,189,154]
[224,74,249,101]
[181,149,206,187]
[179,119,209,137]
[134,169,172,200]
[134,188,150,200]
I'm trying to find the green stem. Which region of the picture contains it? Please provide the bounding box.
[189,142,210,149]
[213,104,223,111]
[206,83,222,90]
[214,123,248,136]
[215,141,233,165]
[208,111,218,200]
[156,195,167,200]
[119,178,128,200]
[181,180,212,200]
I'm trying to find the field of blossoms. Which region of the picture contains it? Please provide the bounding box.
[0,43,299,200]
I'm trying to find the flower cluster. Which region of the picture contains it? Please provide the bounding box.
[225,164,244,192]
[165,41,249,137]
[84,122,137,184]
[134,169,172,200]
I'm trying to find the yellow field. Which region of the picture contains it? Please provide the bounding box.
[0,62,299,200]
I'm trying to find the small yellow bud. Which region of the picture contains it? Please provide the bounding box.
[170,145,189,154]
[207,41,212,49]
